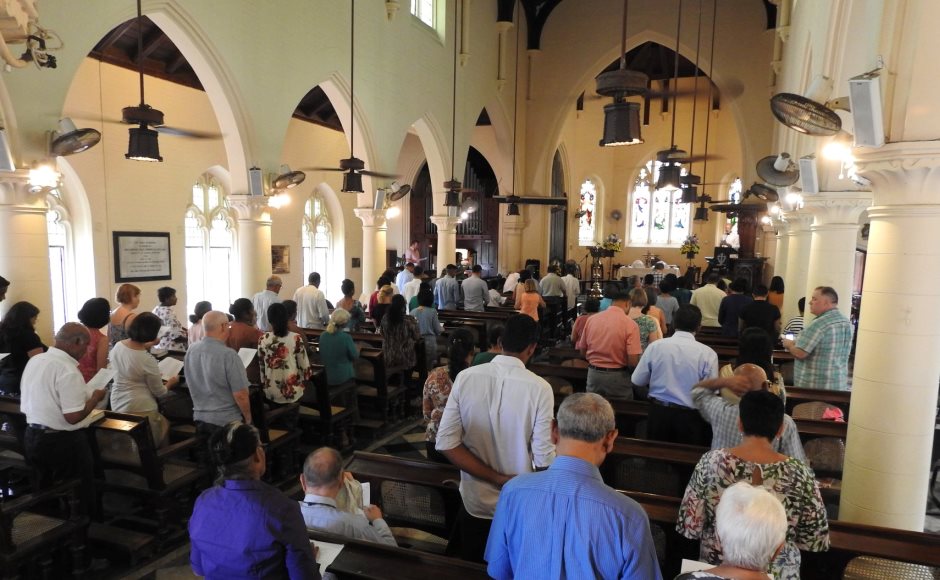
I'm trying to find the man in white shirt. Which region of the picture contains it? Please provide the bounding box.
[461,265,489,312]
[21,323,107,516]
[395,263,415,292]
[690,272,726,328]
[293,272,330,329]
[502,270,520,294]
[251,275,283,331]
[401,265,425,307]
[561,264,581,312]
[539,265,565,298]
[436,314,556,562]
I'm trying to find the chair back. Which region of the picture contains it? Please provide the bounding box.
[804,436,846,474]
[91,412,165,489]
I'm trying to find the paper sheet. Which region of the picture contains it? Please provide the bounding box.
[681,559,714,573]
[311,540,344,577]
[86,368,116,391]
[360,482,371,508]
[238,348,257,368]
[76,408,105,428]
[157,357,184,381]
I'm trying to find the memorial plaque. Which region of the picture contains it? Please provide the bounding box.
[113,231,172,282]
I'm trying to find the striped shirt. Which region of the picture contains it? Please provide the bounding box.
[794,308,853,391]
[485,456,662,580]
[783,315,804,336]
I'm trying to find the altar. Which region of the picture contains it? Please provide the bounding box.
[615,265,681,280]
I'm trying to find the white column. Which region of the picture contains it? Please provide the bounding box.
[0,173,54,342]
[840,143,940,530]
[429,215,460,273]
[779,211,813,324]
[501,214,526,273]
[230,195,273,299]
[802,194,871,323]
[772,220,789,281]
[354,208,388,303]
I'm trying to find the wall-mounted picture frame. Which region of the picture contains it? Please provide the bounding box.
[272,245,290,274]
[113,231,172,282]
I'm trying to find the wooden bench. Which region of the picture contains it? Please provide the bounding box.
[786,387,851,418]
[297,366,358,453]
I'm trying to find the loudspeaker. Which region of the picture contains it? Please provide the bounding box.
[0,130,15,172]
[799,155,819,194]
[374,189,386,210]
[248,166,264,196]
[849,73,885,148]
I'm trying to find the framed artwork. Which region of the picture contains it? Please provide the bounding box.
[272,245,290,274]
[113,231,171,282]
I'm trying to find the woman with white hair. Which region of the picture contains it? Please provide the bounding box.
[318,308,359,388]
[675,482,787,579]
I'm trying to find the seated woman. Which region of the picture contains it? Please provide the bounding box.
[152,286,188,353]
[110,312,180,446]
[258,303,311,405]
[627,289,662,351]
[109,283,141,351]
[677,390,829,579]
[335,278,365,331]
[77,297,111,383]
[0,301,45,396]
[188,300,212,345]
[226,298,263,384]
[517,278,546,321]
[319,309,359,388]
[378,295,420,376]
[189,422,319,579]
[423,328,475,463]
[675,482,788,580]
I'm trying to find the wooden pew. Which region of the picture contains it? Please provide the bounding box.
[786,386,851,418]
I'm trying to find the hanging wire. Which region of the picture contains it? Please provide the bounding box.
[687,0,704,168]
[349,0,355,157]
[619,0,629,71]
[449,0,459,181]
[668,0,683,150]
[135,0,145,105]
[510,0,521,196]
[700,0,718,195]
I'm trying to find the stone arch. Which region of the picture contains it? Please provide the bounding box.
[55,157,96,300]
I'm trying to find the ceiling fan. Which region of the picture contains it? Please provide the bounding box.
[310,0,397,192]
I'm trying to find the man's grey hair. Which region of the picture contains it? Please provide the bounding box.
[202,311,229,334]
[303,447,343,487]
[266,275,282,288]
[55,322,90,345]
[557,393,615,443]
[715,482,787,570]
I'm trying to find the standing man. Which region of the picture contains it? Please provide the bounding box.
[185,311,252,439]
[782,286,853,391]
[576,290,642,400]
[404,240,423,265]
[436,315,556,562]
[485,393,662,580]
[395,262,415,293]
[539,265,565,298]
[21,323,107,515]
[252,275,283,331]
[401,265,425,306]
[461,265,489,312]
[631,304,719,446]
[739,284,782,339]
[561,264,581,313]
[717,278,752,337]
[691,272,726,328]
[293,272,330,329]
[434,264,460,310]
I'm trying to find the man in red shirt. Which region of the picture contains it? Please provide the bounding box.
[576,290,642,400]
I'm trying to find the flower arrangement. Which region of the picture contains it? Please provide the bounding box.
[601,234,623,253]
[679,234,700,256]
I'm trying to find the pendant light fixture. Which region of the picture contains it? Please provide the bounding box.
[443,1,462,208]
[596,0,646,146]
[655,0,686,192]
[123,0,162,161]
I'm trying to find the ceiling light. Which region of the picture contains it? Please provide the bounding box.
[784,192,804,210]
[267,192,291,209]
[28,163,59,192]
[460,211,469,220]
[761,215,772,225]
[823,131,854,162]
[386,206,401,218]
[444,187,460,207]
[506,203,520,216]
[656,163,682,192]
[125,124,162,162]
[599,101,643,146]
[342,171,363,193]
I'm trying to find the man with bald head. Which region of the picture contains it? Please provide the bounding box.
[21,322,108,514]
[691,363,806,461]
[184,311,252,440]
[298,447,397,545]
[252,275,283,331]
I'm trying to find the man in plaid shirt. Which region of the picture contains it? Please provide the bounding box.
[781,286,853,391]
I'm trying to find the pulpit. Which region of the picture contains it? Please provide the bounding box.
[704,201,767,290]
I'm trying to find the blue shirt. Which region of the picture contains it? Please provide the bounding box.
[189,479,320,580]
[184,336,251,426]
[485,456,662,580]
[631,331,719,408]
[434,275,460,310]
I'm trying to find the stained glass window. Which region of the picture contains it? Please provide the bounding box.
[629,160,691,246]
[727,177,743,228]
[578,179,597,246]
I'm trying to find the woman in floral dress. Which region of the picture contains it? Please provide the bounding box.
[152,286,188,353]
[677,390,829,580]
[258,302,312,404]
[422,328,475,463]
[627,288,662,351]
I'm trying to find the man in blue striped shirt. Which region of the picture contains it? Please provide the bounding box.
[485,393,662,580]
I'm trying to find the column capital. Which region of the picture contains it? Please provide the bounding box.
[802,192,872,225]
[354,207,388,228]
[429,214,461,233]
[0,170,44,207]
[228,195,272,222]
[854,141,940,205]
[780,210,814,233]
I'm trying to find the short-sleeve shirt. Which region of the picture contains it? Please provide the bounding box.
[656,294,679,325]
[184,337,250,426]
[110,341,167,414]
[740,300,781,339]
[631,331,718,408]
[794,308,853,390]
[258,331,311,404]
[20,347,89,431]
[251,289,283,332]
[318,330,358,386]
[461,276,489,312]
[691,284,726,327]
[576,306,642,368]
[718,294,753,337]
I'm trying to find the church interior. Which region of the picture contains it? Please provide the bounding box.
[1,0,940,577]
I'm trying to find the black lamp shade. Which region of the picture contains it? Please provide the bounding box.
[694,206,709,221]
[125,125,162,162]
[680,186,697,204]
[444,189,460,207]
[656,163,682,191]
[507,203,520,216]
[599,101,643,147]
[342,171,363,193]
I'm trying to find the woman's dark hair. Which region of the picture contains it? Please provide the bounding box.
[157,286,176,305]
[501,315,540,353]
[519,269,532,282]
[643,274,655,286]
[417,288,434,307]
[583,298,600,313]
[770,276,785,294]
[447,328,476,381]
[341,278,355,298]
[386,294,407,325]
[0,301,40,335]
[739,390,785,441]
[189,301,212,324]
[659,279,676,294]
[209,422,261,484]
[487,324,504,348]
[376,275,391,289]
[229,298,254,323]
[128,312,162,343]
[282,299,298,320]
[78,298,111,328]
[730,277,749,293]
[737,327,775,379]
[267,303,288,337]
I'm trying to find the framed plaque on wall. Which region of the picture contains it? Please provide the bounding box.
[113,231,172,282]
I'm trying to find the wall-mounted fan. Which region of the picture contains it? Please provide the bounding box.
[756,153,799,186]
[387,181,412,202]
[50,118,100,156]
[271,165,306,191]
[770,76,842,136]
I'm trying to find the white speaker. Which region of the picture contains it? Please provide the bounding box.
[374,189,386,210]
[849,73,885,148]
[248,166,264,196]
[0,130,15,172]
[799,155,819,194]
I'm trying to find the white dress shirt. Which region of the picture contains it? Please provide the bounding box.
[292,285,330,329]
[401,277,422,307]
[251,289,282,331]
[436,355,556,519]
[561,274,581,310]
[395,270,414,293]
[20,347,90,431]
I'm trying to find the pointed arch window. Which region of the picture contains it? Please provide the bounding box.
[629,160,691,246]
[302,194,334,295]
[185,175,236,317]
[46,193,75,331]
[411,0,435,27]
[727,177,743,229]
[577,179,597,246]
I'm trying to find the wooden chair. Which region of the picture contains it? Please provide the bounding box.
[298,367,358,451]
[248,387,302,487]
[0,399,34,497]
[0,479,89,580]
